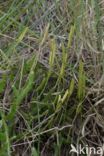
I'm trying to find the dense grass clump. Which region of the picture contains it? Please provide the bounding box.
[0,0,104,155]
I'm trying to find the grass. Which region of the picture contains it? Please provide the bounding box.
[0,0,104,155]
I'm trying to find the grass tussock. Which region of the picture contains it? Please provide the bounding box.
[0,0,104,155]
